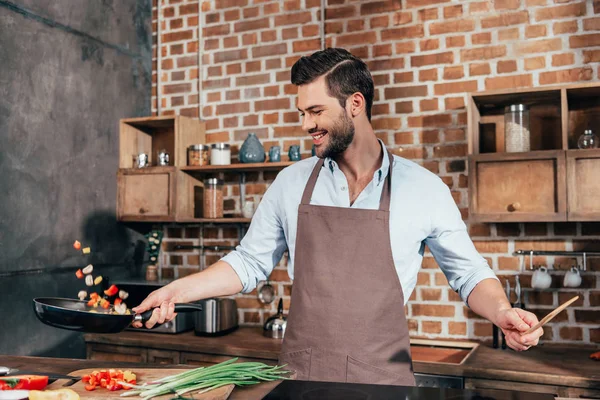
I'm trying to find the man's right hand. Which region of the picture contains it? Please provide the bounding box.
[131,285,179,329]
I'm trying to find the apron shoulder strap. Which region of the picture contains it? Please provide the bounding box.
[378,150,394,212]
[301,158,325,205]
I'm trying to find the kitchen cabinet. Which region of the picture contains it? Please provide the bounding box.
[467,82,600,222]
[465,377,600,399]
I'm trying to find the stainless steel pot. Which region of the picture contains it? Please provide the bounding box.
[193,298,238,336]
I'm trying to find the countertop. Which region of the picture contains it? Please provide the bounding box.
[84,327,600,390]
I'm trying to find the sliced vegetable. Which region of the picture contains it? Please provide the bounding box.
[28,389,79,400]
[0,375,48,390]
[85,275,93,287]
[75,269,84,279]
[104,284,118,297]
[80,370,135,393]
[119,290,129,300]
[82,264,93,274]
[114,298,123,306]
[73,240,81,250]
[114,303,127,315]
[77,290,87,301]
[94,276,103,285]
[82,247,91,254]
[90,292,99,299]
[100,298,110,309]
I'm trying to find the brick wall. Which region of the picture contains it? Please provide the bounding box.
[152,0,600,344]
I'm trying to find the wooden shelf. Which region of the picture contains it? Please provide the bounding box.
[181,161,294,176]
[176,217,251,223]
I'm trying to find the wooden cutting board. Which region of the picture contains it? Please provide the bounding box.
[46,368,234,400]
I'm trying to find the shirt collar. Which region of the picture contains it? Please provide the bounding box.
[326,139,390,186]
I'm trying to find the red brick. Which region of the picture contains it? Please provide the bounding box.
[497,60,517,74]
[472,32,491,45]
[412,304,455,317]
[485,74,533,90]
[361,0,401,14]
[552,53,575,67]
[368,58,405,71]
[525,0,546,5]
[236,74,270,87]
[525,56,546,70]
[169,18,183,30]
[536,2,587,21]
[515,38,562,55]
[570,34,600,48]
[540,67,593,84]
[420,38,439,51]
[469,1,490,13]
[256,98,290,112]
[274,12,312,26]
[406,0,450,7]
[235,17,269,33]
[393,147,426,159]
[216,0,246,9]
[482,11,529,28]
[373,44,393,58]
[214,49,247,63]
[422,321,442,334]
[252,43,287,58]
[347,19,365,32]
[395,102,414,114]
[411,51,453,67]
[302,24,319,37]
[444,4,463,18]
[420,99,439,112]
[265,58,281,70]
[163,83,191,94]
[575,310,600,324]
[446,35,466,48]
[445,97,465,110]
[381,25,425,41]
[584,50,600,63]
[162,30,194,43]
[179,3,198,15]
[293,39,320,53]
[418,8,439,21]
[336,31,377,47]
[419,68,438,81]
[372,118,402,130]
[370,15,390,28]
[434,80,478,95]
[326,5,356,19]
[394,131,414,144]
[216,102,249,115]
[246,61,261,73]
[443,66,464,80]
[461,46,507,61]
[408,114,453,128]
[385,85,428,99]
[584,17,600,31]
[393,11,413,25]
[395,41,416,54]
[433,143,467,157]
[495,0,520,10]
[526,24,548,38]
[162,6,175,18]
[430,19,475,35]
[260,30,276,42]
[263,113,278,124]
[223,36,239,48]
[473,240,509,253]
[273,126,304,137]
[449,322,467,335]
[498,257,520,271]
[499,27,520,41]
[264,2,280,15]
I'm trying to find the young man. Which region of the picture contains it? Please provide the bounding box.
[133,48,543,386]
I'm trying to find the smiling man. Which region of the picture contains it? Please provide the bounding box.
[133,48,543,386]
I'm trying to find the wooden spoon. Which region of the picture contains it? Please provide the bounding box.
[521,296,579,336]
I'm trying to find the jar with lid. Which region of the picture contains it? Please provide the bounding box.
[203,178,224,219]
[504,104,530,152]
[211,143,231,165]
[188,144,210,166]
[577,129,599,149]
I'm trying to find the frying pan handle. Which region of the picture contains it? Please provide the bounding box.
[135,303,203,324]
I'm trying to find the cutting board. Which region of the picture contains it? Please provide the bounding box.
[46,368,234,400]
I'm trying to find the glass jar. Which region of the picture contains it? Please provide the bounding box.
[188,144,210,166]
[504,104,530,152]
[203,178,224,219]
[577,129,599,149]
[210,143,231,165]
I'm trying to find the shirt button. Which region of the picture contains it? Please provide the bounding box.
[341,186,347,191]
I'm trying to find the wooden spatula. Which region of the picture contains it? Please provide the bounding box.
[521,295,579,336]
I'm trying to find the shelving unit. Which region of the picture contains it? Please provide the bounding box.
[467,82,600,223]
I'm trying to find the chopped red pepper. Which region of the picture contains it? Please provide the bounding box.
[90,292,99,299]
[114,298,123,306]
[75,269,84,279]
[104,284,119,297]
[85,384,96,391]
[0,375,49,390]
[73,240,81,250]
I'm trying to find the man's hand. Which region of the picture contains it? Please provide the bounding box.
[131,285,180,329]
[496,308,543,351]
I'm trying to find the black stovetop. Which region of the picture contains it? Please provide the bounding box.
[263,380,555,400]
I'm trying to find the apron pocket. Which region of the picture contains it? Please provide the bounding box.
[279,348,311,380]
[346,355,404,385]
[309,348,347,383]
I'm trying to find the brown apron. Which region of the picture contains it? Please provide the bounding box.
[279,150,416,386]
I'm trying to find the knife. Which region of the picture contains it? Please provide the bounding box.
[0,366,80,381]
[502,280,511,350]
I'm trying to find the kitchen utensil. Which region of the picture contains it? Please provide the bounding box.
[263,298,287,339]
[193,298,238,336]
[258,280,275,304]
[521,296,579,336]
[0,367,78,381]
[532,266,552,289]
[33,297,202,334]
[502,280,511,350]
[563,266,582,288]
[45,368,234,400]
[514,275,522,308]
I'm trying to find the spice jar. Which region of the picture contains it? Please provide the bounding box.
[210,143,231,165]
[188,144,210,166]
[577,129,599,149]
[203,178,224,218]
[504,104,530,152]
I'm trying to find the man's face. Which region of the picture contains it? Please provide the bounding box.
[297,76,355,159]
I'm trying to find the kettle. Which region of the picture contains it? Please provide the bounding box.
[263,298,287,339]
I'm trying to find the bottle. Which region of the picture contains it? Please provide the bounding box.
[577,129,599,149]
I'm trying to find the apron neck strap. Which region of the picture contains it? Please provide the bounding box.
[300,150,394,210]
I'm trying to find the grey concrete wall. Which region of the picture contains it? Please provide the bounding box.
[0,0,152,357]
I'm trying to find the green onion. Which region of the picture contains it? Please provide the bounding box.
[119,358,291,399]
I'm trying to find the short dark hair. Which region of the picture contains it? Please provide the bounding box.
[291,48,374,121]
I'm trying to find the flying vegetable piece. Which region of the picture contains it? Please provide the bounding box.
[82,247,91,254]
[85,275,94,287]
[94,276,103,285]
[114,303,127,315]
[100,298,110,309]
[75,269,84,279]
[82,264,93,274]
[104,284,118,297]
[78,290,87,300]
[73,240,81,250]
[118,290,129,300]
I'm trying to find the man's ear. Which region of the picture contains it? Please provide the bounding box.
[348,92,365,118]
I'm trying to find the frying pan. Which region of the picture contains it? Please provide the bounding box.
[33,297,202,334]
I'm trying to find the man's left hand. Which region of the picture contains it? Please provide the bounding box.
[496,308,543,351]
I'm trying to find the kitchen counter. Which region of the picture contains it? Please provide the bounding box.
[84,327,600,390]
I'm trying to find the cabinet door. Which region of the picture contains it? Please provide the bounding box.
[86,344,147,363]
[147,349,181,365]
[567,149,600,221]
[468,151,566,222]
[117,167,175,221]
[464,377,562,396]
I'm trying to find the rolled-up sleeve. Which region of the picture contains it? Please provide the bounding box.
[220,176,288,293]
[424,181,498,306]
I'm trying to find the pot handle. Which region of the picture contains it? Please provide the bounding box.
[135,303,203,323]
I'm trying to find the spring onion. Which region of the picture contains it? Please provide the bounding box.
[119,358,291,399]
